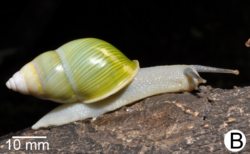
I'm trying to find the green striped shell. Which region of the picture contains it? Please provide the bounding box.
[28,38,139,103]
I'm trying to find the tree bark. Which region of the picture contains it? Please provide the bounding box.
[0,85,249,153]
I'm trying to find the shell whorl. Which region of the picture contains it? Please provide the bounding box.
[6,71,29,95]
[7,38,139,103]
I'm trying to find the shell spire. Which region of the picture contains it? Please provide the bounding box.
[6,71,29,95]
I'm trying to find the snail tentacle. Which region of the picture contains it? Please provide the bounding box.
[191,65,239,75]
[184,67,206,90]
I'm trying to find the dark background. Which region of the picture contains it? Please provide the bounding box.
[0,1,250,136]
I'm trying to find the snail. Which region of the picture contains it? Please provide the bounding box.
[6,38,239,129]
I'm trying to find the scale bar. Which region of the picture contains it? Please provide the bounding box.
[12,136,47,139]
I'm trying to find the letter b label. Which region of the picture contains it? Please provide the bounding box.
[224,130,246,152]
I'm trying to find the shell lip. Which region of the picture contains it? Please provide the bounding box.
[82,60,140,103]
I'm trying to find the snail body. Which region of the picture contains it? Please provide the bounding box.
[31,65,205,129]
[6,38,239,129]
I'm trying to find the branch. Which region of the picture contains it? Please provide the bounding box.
[1,85,250,153]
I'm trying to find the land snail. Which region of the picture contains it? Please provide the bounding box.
[6,38,239,129]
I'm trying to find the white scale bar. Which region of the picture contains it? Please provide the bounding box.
[12,136,47,139]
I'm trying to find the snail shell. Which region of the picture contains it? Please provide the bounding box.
[6,38,139,103]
